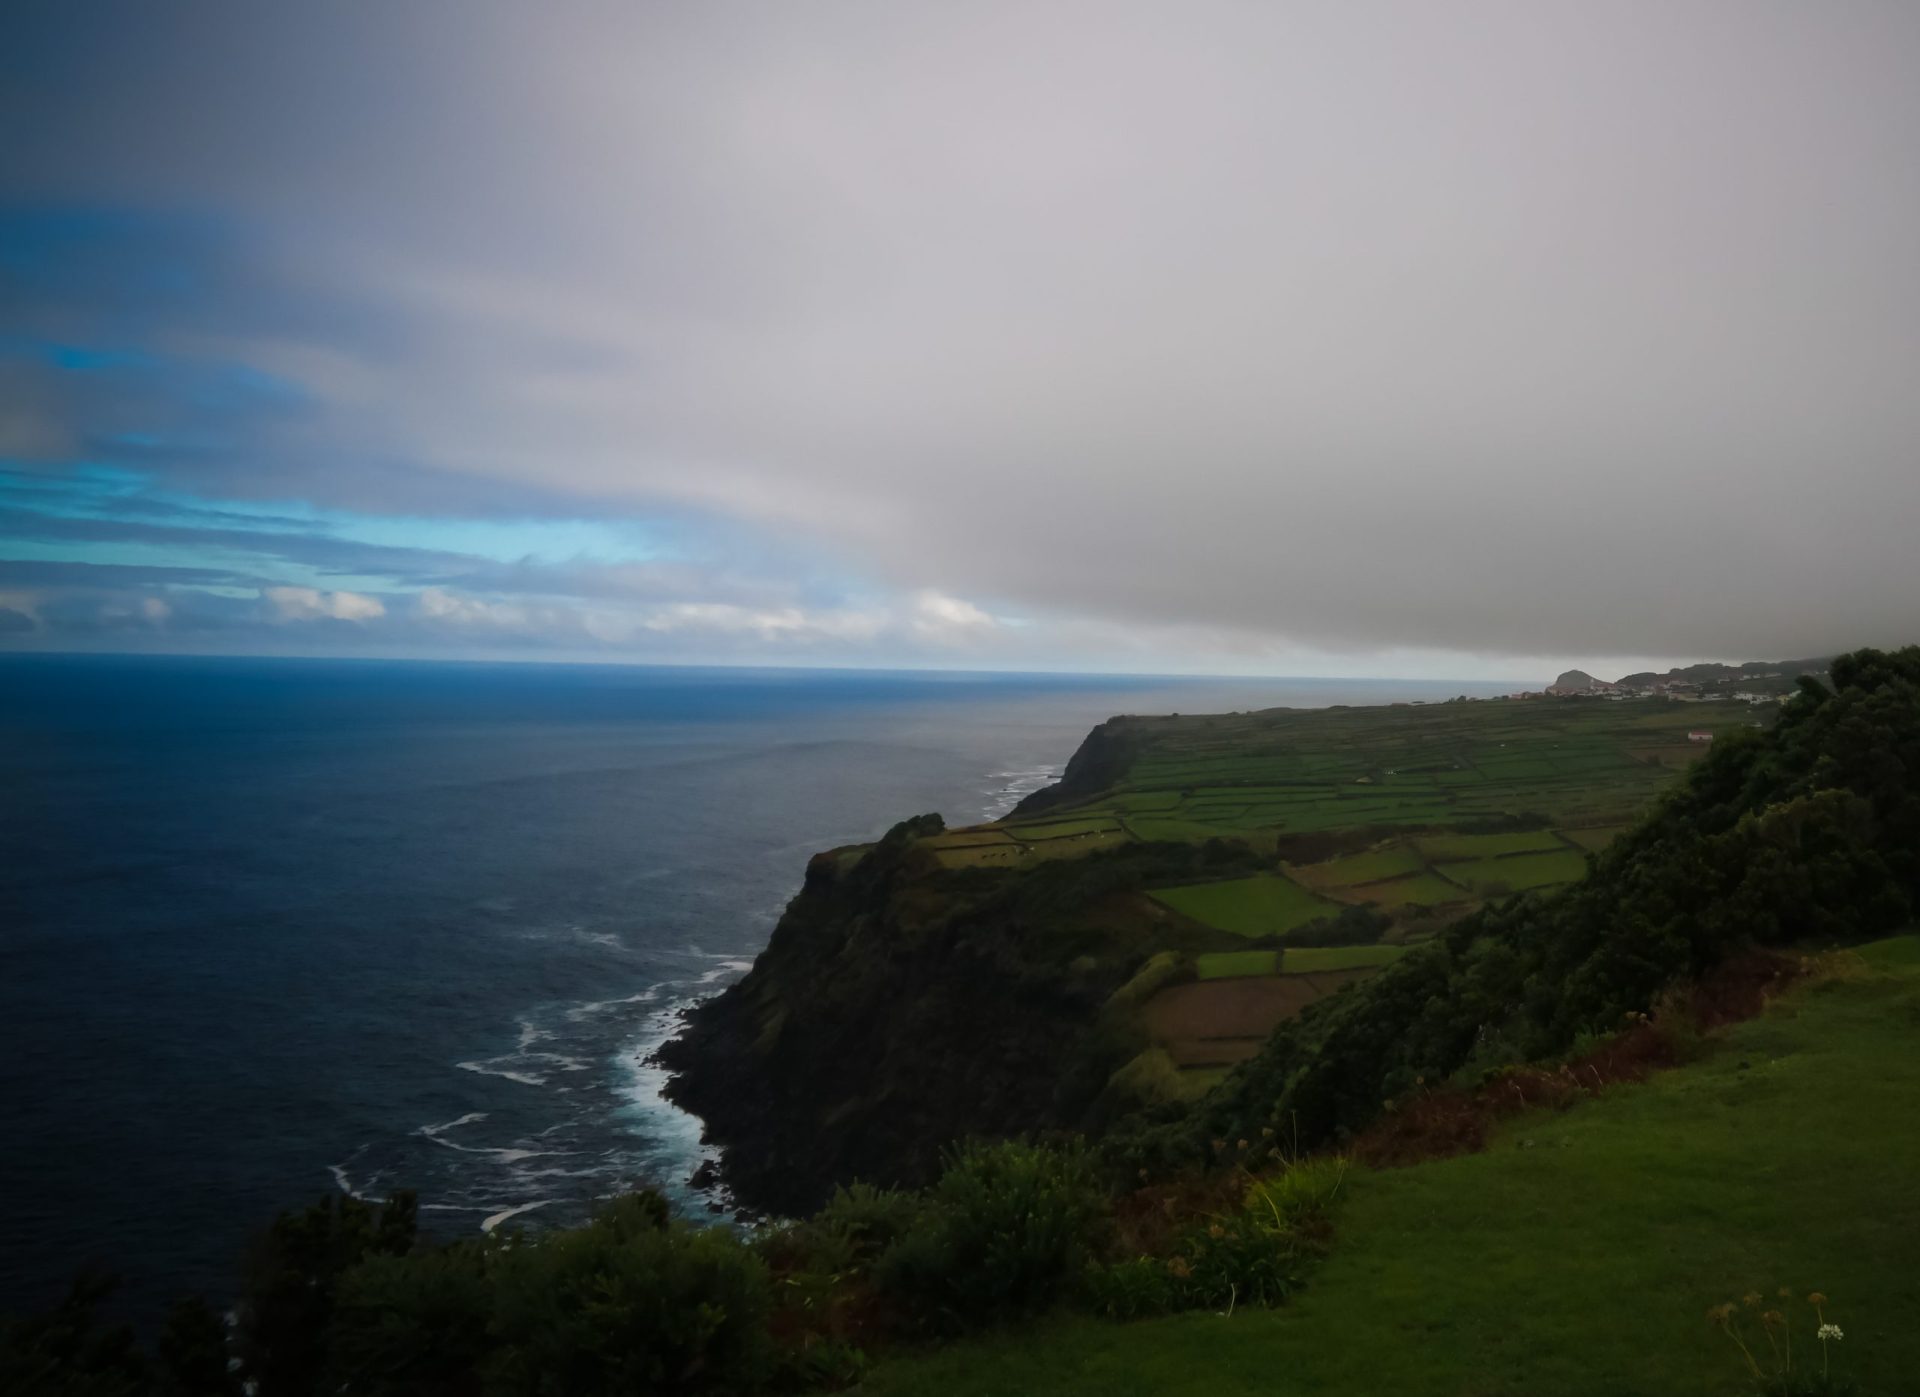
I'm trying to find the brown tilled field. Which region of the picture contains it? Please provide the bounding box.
[1144,969,1378,1067]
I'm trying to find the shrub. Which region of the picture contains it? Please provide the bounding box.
[1166,1203,1309,1311]
[326,1244,495,1397]
[236,1191,419,1397]
[0,1272,149,1397]
[1281,905,1391,948]
[485,1193,774,1397]
[1082,1255,1181,1319]
[811,1182,924,1268]
[1247,1155,1349,1228]
[1086,1163,1341,1320]
[876,1141,1106,1330]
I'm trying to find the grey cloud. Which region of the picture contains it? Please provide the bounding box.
[6,3,1919,663]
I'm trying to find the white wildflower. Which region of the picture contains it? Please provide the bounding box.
[1818,1323,1843,1342]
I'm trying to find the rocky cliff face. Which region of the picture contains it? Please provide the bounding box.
[657,820,1188,1214]
[1007,715,1139,817]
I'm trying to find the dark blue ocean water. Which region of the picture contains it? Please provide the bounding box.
[0,655,1504,1319]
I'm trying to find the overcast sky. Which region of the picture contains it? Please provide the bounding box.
[2,2,1915,680]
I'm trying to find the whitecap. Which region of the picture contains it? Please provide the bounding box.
[482,1199,559,1233]
[561,988,663,1022]
[456,1052,591,1088]
[327,1161,376,1201]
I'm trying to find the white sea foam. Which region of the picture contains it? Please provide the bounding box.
[415,1112,569,1166]
[426,1111,489,1132]
[482,1199,559,1233]
[982,764,1061,818]
[561,988,663,1022]
[456,1052,591,1087]
[328,1161,376,1201]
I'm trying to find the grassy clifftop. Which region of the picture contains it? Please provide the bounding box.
[662,690,1766,1212]
[862,937,1920,1395]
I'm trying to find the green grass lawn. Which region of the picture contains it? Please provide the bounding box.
[1148,875,1337,938]
[1277,944,1407,973]
[1195,950,1280,979]
[861,940,1920,1396]
[1438,847,1589,893]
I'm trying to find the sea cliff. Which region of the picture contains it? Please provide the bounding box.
[657,791,1238,1213]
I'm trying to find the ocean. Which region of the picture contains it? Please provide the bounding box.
[0,654,1505,1319]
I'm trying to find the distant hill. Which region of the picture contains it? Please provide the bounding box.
[1612,656,1829,695]
[1546,668,1601,694]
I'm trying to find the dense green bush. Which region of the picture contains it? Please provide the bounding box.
[875,1141,1107,1330]
[326,1243,495,1396]
[776,1180,925,1278]
[1280,905,1392,948]
[236,1191,419,1396]
[1085,1157,1344,1319]
[485,1194,773,1397]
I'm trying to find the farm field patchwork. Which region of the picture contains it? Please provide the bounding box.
[975,695,1757,859]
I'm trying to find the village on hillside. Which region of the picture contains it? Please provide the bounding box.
[1417,658,1833,707]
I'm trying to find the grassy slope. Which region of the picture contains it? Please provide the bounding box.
[861,940,1920,1396]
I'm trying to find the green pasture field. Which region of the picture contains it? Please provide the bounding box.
[1005,817,1123,841]
[922,829,1016,849]
[863,940,1920,1397]
[1148,875,1336,938]
[1342,871,1471,908]
[1194,950,1280,980]
[1112,789,1185,812]
[970,696,1769,873]
[1437,847,1589,893]
[1278,944,1407,973]
[1290,846,1425,888]
[1561,825,1626,852]
[1124,816,1262,845]
[928,844,1033,870]
[1411,829,1568,860]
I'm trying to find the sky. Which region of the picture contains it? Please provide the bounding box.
[2,3,1916,682]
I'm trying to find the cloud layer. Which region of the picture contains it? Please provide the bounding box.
[4,3,1918,673]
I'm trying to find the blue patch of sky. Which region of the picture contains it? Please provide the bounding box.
[1,463,686,589]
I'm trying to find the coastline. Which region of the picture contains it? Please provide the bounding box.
[654,760,1067,1215]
